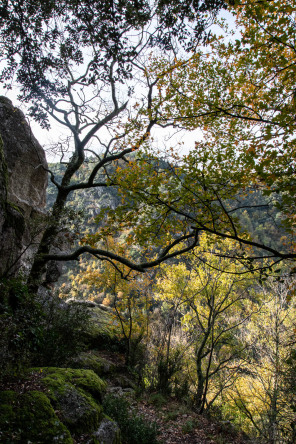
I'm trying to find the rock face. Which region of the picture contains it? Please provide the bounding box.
[0,96,48,277]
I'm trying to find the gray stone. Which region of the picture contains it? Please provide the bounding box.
[0,96,48,276]
[93,418,121,444]
[66,298,99,307]
[97,303,113,312]
[0,97,47,209]
[69,350,117,377]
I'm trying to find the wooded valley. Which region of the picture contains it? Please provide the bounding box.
[0,1,295,443]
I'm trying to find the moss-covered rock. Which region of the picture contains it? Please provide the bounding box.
[55,385,101,435]
[84,306,120,349]
[0,368,111,442]
[40,367,106,434]
[70,350,117,376]
[0,390,72,443]
[41,367,107,400]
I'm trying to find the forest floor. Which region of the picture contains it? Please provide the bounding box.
[0,350,252,444]
[136,399,250,444]
[103,351,251,444]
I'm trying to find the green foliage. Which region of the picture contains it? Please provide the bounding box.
[0,0,224,121]
[103,393,130,425]
[0,279,91,375]
[66,242,152,367]
[174,377,190,401]
[36,294,90,366]
[0,279,45,375]
[164,410,179,421]
[148,393,167,409]
[220,278,296,443]
[154,235,256,413]
[103,394,159,444]
[156,349,184,395]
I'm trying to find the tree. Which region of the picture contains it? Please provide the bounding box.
[154,234,256,413]
[63,236,153,366]
[225,278,296,443]
[111,0,296,274]
[0,0,226,287]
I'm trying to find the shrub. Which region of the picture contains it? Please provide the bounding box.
[174,377,190,401]
[164,410,179,421]
[182,419,196,434]
[35,292,90,366]
[103,394,159,444]
[156,348,183,395]
[0,279,45,375]
[0,279,90,376]
[148,393,167,409]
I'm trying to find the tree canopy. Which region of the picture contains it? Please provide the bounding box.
[0,0,295,285]
[104,0,296,275]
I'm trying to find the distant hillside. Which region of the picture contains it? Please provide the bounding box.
[47,162,289,255]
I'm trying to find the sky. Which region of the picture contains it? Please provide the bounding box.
[0,10,237,163]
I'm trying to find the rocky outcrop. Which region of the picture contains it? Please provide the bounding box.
[0,367,122,444]
[0,96,48,277]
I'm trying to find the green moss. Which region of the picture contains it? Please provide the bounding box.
[84,306,127,351]
[40,367,107,400]
[6,201,23,214]
[39,367,106,434]
[71,369,107,399]
[19,391,73,443]
[0,390,72,443]
[0,367,110,441]
[70,350,116,376]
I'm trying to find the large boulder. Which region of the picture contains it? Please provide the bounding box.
[69,350,118,377]
[40,367,106,434]
[0,96,48,277]
[0,367,122,443]
[0,390,73,443]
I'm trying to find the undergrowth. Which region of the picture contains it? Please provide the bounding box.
[103,393,159,444]
[0,279,90,377]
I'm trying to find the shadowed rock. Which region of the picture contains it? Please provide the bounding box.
[0,97,48,277]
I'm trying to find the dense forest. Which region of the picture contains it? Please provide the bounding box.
[0,0,296,443]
